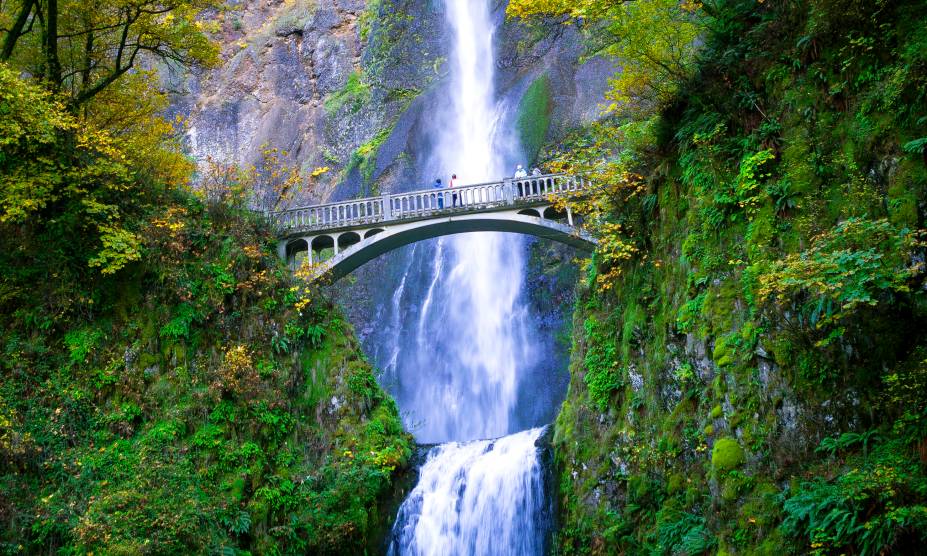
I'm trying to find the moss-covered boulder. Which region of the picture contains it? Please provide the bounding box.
[711,437,745,474]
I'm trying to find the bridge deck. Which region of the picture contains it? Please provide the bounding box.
[271,173,588,237]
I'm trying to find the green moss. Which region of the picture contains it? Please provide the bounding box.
[581,315,623,411]
[345,126,393,192]
[324,71,371,115]
[887,160,922,227]
[515,74,553,163]
[551,2,927,552]
[357,0,382,41]
[711,437,745,473]
[0,187,412,552]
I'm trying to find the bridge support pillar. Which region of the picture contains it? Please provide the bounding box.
[277,240,287,261]
[303,238,313,264]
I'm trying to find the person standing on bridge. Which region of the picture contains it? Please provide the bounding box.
[513,164,528,196]
[530,167,543,196]
[432,177,444,209]
[449,173,459,207]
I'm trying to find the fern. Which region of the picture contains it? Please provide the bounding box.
[816,429,882,457]
[782,437,927,555]
[221,511,251,536]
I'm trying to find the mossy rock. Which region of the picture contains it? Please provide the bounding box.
[516,74,553,163]
[721,478,742,502]
[712,336,736,368]
[667,473,686,494]
[711,437,745,473]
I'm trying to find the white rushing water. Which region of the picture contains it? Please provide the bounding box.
[388,428,549,556]
[387,0,533,445]
[386,0,551,554]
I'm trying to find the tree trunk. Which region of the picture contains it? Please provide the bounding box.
[43,0,61,88]
[1,0,35,60]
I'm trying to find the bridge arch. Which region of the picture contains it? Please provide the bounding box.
[272,173,596,280]
[311,235,334,252]
[543,206,567,220]
[337,231,362,251]
[285,238,309,260]
[292,211,596,281]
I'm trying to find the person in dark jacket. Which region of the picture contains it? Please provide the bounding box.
[449,174,459,207]
[432,178,444,209]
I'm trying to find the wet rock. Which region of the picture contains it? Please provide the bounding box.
[313,35,352,94]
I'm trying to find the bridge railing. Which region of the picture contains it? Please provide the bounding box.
[271,173,589,234]
[511,173,588,201]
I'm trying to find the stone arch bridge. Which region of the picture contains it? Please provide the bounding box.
[272,173,597,281]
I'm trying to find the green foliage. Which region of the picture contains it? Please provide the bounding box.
[346,126,392,189]
[0,68,411,554]
[63,327,104,364]
[0,0,219,106]
[550,0,927,552]
[816,429,881,458]
[758,218,923,340]
[782,430,927,555]
[654,509,717,555]
[508,0,704,116]
[159,303,201,339]
[582,315,622,411]
[0,64,149,276]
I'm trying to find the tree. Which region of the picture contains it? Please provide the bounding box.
[0,62,178,276]
[0,0,219,107]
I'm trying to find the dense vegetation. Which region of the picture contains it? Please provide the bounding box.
[513,0,927,553]
[5,0,927,553]
[0,2,411,550]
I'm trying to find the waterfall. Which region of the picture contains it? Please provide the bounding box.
[380,0,553,553]
[388,428,550,556]
[383,0,534,445]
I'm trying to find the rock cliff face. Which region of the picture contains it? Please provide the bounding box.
[174,0,614,205]
[173,0,370,201]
